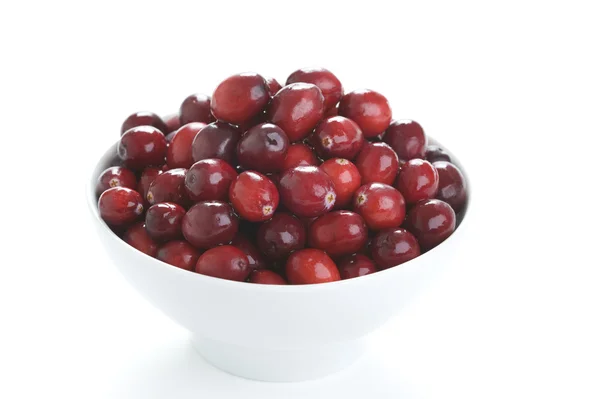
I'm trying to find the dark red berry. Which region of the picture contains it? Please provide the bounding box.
[256,213,306,260]
[308,211,368,257]
[231,233,267,270]
[211,73,270,125]
[405,199,456,251]
[265,77,283,96]
[353,183,405,230]
[236,123,289,173]
[279,166,336,217]
[184,159,237,202]
[179,93,212,125]
[312,116,364,160]
[147,168,188,206]
[285,249,340,284]
[383,120,427,160]
[123,222,158,257]
[433,161,467,212]
[191,121,240,164]
[164,113,181,133]
[96,166,137,197]
[98,187,144,226]
[338,254,377,280]
[282,143,319,170]
[338,89,392,138]
[195,245,250,281]
[425,145,451,163]
[157,240,201,271]
[355,142,399,185]
[319,158,361,209]
[118,126,167,170]
[395,159,439,204]
[249,269,287,285]
[182,201,239,249]
[167,122,207,169]
[325,106,338,117]
[286,67,343,110]
[229,171,279,222]
[121,111,167,135]
[145,202,186,242]
[137,167,162,206]
[371,228,421,269]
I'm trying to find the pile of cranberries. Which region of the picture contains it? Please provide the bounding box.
[97,68,467,285]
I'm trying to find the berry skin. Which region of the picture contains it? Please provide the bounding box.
[157,240,201,271]
[256,213,306,260]
[146,168,188,207]
[338,89,392,138]
[145,202,186,242]
[319,158,362,209]
[211,72,270,125]
[98,187,144,226]
[249,269,287,285]
[433,161,467,212]
[229,171,279,222]
[166,122,207,169]
[182,201,239,249]
[184,159,237,202]
[308,211,368,257]
[195,245,251,282]
[353,183,405,231]
[191,122,240,164]
[96,166,137,197]
[121,111,167,135]
[405,199,456,251]
[355,142,399,185]
[236,123,289,173]
[279,166,337,218]
[338,254,377,280]
[179,93,212,125]
[312,116,364,160]
[285,249,340,285]
[118,126,167,171]
[394,159,439,204]
[286,67,343,110]
[123,222,159,257]
[383,120,427,160]
[282,143,319,170]
[371,228,421,269]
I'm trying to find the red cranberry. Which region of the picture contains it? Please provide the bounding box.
[355,142,399,185]
[325,106,338,117]
[249,269,287,284]
[191,122,240,164]
[320,158,362,208]
[231,233,267,270]
[286,67,343,110]
[405,199,456,251]
[229,171,279,222]
[265,77,283,96]
[163,113,181,134]
[184,159,237,202]
[98,187,144,226]
[267,83,325,142]
[118,126,167,170]
[282,143,319,170]
[147,168,188,206]
[195,245,250,281]
[383,120,427,160]
[308,211,368,257]
[371,228,421,269]
[121,111,167,135]
[211,72,270,125]
[166,122,206,169]
[182,201,239,249]
[434,161,467,212]
[285,249,340,284]
[353,183,405,230]
[312,116,364,160]
[179,93,212,125]
[145,202,186,242]
[137,167,162,205]
[157,240,201,271]
[96,166,137,197]
[279,166,336,217]
[338,254,377,280]
[425,145,451,163]
[123,222,158,257]
[256,213,306,260]
[395,159,439,204]
[236,123,290,173]
[339,89,392,138]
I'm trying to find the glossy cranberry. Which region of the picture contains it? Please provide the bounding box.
[121,111,167,135]
[157,240,201,271]
[312,116,364,160]
[434,161,467,212]
[353,183,405,230]
[279,166,336,217]
[249,269,287,285]
[195,245,250,281]
[308,211,368,257]
[231,233,267,270]
[338,89,392,138]
[355,142,399,185]
[338,254,377,280]
[182,201,239,249]
[144,202,186,241]
[267,83,325,142]
[211,72,270,125]
[405,199,456,251]
[166,122,206,169]
[395,159,439,204]
[383,120,427,160]
[147,168,188,206]
[164,113,181,133]
[137,167,162,205]
[286,67,343,110]
[285,249,340,285]
[236,123,290,173]
[425,145,451,163]
[165,130,177,143]
[282,143,319,170]
[229,171,279,222]
[179,93,212,125]
[123,222,158,257]
[320,158,362,208]
[371,228,421,269]
[325,106,338,117]
[184,159,237,202]
[256,213,306,260]
[118,126,167,170]
[191,122,240,164]
[98,187,144,226]
[265,77,283,96]
[96,166,137,197]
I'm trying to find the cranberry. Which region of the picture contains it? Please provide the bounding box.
[165,131,177,143]
[425,145,451,163]
[121,111,167,135]
[179,93,212,125]
[325,106,338,117]
[236,123,289,173]
[308,211,368,257]
[265,77,283,96]
[338,254,377,280]
[96,166,137,197]
[312,116,364,160]
[353,183,405,230]
[137,167,162,205]
[191,122,240,164]
[434,161,467,212]
[145,202,186,242]
[184,159,237,202]
[249,269,287,285]
[282,143,319,170]
[182,201,239,249]
[236,111,269,133]
[383,120,427,160]
[285,249,340,285]
[286,67,343,110]
[229,171,279,222]
[395,159,439,204]
[98,187,144,226]
[123,222,158,257]
[355,142,399,185]
[279,166,336,217]
[195,245,250,282]
[166,122,206,169]
[320,158,362,208]
[157,240,201,271]
[371,228,421,269]
[231,233,267,270]
[405,199,456,251]
[256,213,306,260]
[118,126,167,170]
[211,72,270,125]
[267,83,325,142]
[338,89,392,138]
[147,168,188,206]
[164,114,181,133]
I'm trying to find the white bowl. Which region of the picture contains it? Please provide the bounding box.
[87,140,471,382]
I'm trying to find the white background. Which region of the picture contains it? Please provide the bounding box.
[1,1,599,398]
